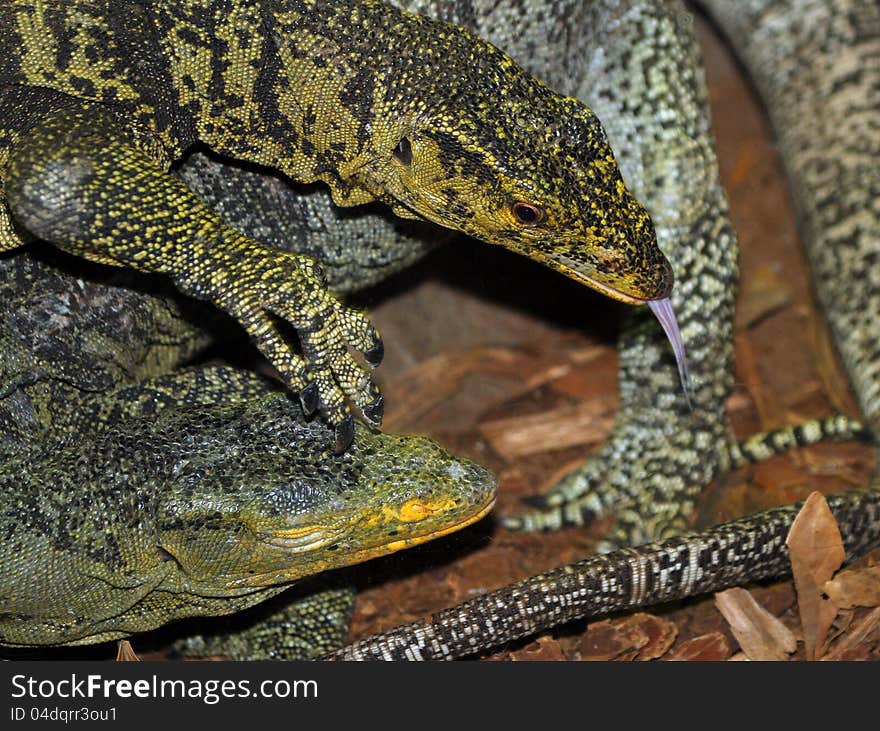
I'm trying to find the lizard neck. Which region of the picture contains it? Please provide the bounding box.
[163,0,403,208]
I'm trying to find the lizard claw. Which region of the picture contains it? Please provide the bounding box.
[334,415,356,454]
[209,243,384,450]
[299,382,320,415]
[361,394,384,427]
[364,340,384,368]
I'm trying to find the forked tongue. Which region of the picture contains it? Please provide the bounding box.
[648,298,692,409]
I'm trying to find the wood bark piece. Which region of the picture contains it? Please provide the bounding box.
[479,397,616,459]
[666,633,731,662]
[714,587,797,661]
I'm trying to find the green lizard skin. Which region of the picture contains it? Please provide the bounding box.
[180,0,870,551]
[326,0,880,659]
[0,0,676,452]
[0,379,494,648]
[0,250,496,649]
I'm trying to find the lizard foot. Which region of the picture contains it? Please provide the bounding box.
[207,240,384,447]
[501,407,733,551]
[502,410,869,551]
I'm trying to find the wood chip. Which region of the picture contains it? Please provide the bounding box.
[478,398,616,459]
[824,566,880,609]
[821,606,880,661]
[735,262,792,330]
[733,332,782,429]
[786,492,846,659]
[576,618,649,661]
[509,635,567,661]
[116,640,140,662]
[630,614,678,660]
[383,347,563,431]
[666,632,731,661]
[811,305,861,415]
[714,587,797,661]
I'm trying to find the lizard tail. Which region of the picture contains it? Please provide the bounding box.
[727,414,871,469]
[325,490,880,660]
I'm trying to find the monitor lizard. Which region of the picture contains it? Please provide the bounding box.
[0,244,496,652]
[0,0,681,456]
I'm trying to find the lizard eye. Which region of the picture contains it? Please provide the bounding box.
[511,201,544,226]
[393,137,413,166]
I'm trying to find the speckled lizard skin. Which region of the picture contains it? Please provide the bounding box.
[2,0,877,659]
[0,249,496,652]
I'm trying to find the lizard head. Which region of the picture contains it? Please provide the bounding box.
[154,397,496,595]
[361,34,674,306]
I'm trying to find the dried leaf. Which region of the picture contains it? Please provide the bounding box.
[577,619,649,661]
[824,566,880,609]
[821,607,880,661]
[715,587,797,661]
[786,492,846,659]
[666,632,731,661]
[479,398,615,458]
[116,640,140,662]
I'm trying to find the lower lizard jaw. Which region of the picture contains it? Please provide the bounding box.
[236,492,497,589]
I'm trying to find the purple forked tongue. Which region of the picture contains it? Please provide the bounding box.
[648,297,693,408]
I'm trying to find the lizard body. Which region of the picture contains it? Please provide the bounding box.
[1,383,495,647]
[0,0,676,449]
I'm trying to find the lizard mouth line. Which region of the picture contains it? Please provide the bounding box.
[238,493,496,588]
[383,493,497,553]
[263,526,343,553]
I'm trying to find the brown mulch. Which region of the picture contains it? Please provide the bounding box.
[338,15,880,661]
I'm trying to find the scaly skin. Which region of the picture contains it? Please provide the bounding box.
[1,381,495,647]
[4,0,875,659]
[0,0,675,450]
[0,36,497,651]
[327,0,880,659]
[0,254,496,652]
[483,0,739,546]
[179,0,868,549]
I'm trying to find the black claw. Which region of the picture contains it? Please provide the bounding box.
[299,382,320,415]
[334,415,355,454]
[362,395,384,427]
[364,340,384,368]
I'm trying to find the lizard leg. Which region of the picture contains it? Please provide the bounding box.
[484,0,739,549]
[3,105,383,449]
[171,581,356,661]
